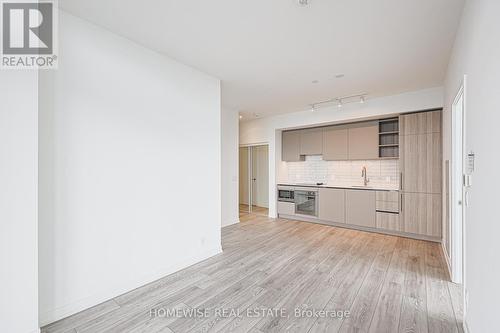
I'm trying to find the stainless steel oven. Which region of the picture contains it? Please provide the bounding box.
[277,187,295,203]
[294,189,318,217]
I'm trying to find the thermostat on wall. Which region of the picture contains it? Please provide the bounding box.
[467,151,475,174]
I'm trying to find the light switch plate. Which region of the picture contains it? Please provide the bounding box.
[464,174,472,187]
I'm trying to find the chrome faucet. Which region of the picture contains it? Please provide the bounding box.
[361,166,370,186]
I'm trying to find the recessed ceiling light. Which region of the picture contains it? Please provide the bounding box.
[335,74,345,79]
[297,0,310,6]
[312,80,319,84]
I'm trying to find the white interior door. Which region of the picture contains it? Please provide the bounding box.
[239,145,269,214]
[239,147,249,206]
[252,145,269,208]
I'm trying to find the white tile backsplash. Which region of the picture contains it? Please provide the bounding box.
[286,156,399,188]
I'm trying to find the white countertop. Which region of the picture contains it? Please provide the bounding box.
[277,183,399,191]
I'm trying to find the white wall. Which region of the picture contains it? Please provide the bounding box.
[443,0,500,331]
[240,87,444,217]
[0,71,39,333]
[221,107,239,227]
[38,11,222,325]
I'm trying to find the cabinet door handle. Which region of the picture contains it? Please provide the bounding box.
[400,193,403,212]
[400,172,403,190]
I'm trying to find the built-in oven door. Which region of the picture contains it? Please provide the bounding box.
[294,190,318,216]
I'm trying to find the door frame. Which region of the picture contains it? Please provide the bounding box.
[239,143,269,215]
[450,75,466,287]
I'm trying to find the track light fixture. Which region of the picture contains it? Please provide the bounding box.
[307,93,367,112]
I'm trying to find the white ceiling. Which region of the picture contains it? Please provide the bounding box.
[59,0,464,118]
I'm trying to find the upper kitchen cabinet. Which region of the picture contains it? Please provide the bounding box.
[400,110,441,135]
[400,111,442,194]
[282,130,304,162]
[348,122,379,160]
[299,128,323,155]
[323,127,348,161]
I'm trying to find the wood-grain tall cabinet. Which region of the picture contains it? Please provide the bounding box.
[399,110,442,238]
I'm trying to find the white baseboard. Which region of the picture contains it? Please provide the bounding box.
[221,219,240,227]
[39,245,222,326]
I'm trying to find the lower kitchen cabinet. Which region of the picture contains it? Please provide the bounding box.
[376,212,400,231]
[277,201,295,215]
[318,188,345,223]
[345,190,376,228]
[402,192,442,237]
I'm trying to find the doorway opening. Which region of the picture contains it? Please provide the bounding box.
[451,77,466,286]
[239,145,269,217]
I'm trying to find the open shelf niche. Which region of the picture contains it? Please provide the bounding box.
[378,118,399,158]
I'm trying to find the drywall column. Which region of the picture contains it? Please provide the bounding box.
[0,71,39,333]
[221,107,240,226]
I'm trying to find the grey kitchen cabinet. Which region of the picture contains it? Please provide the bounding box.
[400,110,441,135]
[376,212,400,231]
[277,201,295,216]
[282,130,304,162]
[376,201,399,213]
[376,191,399,202]
[345,189,376,228]
[400,132,442,194]
[348,122,379,160]
[375,189,400,227]
[402,192,442,237]
[323,127,348,161]
[299,128,323,155]
[318,188,345,223]
[399,110,442,238]
[400,111,442,194]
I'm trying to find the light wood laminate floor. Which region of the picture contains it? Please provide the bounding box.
[239,204,269,217]
[42,214,463,333]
